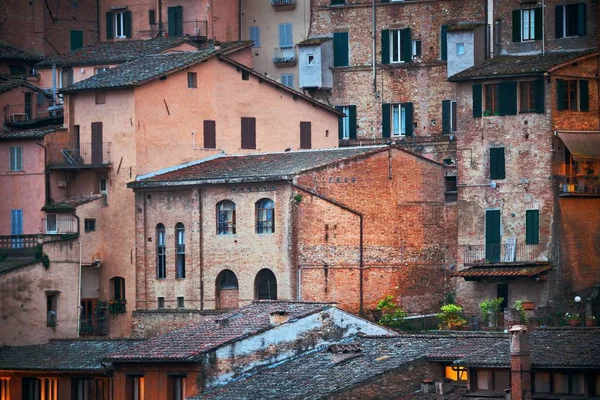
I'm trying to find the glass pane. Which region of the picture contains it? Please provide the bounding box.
[553,373,568,394]
[401,106,406,135]
[523,10,530,40]
[572,374,585,394]
[391,31,399,62]
[392,105,399,135]
[477,370,491,390]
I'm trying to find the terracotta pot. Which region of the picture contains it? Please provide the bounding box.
[586,320,596,327]
[568,320,580,327]
[521,301,535,310]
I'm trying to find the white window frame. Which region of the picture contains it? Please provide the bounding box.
[389,29,403,64]
[281,74,294,88]
[522,9,535,41]
[99,178,108,195]
[450,100,457,132]
[94,67,110,75]
[9,146,22,171]
[341,106,351,140]
[114,12,126,39]
[412,39,421,58]
[46,214,57,234]
[391,103,407,137]
[249,26,260,47]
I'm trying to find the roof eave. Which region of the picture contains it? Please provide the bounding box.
[128,175,293,189]
[449,72,545,82]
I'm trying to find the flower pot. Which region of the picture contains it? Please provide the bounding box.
[568,320,580,327]
[586,320,596,327]
[521,301,535,310]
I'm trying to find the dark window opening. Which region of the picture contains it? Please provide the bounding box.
[242,70,250,80]
[241,117,256,149]
[158,297,165,309]
[110,276,125,301]
[175,223,185,278]
[217,200,236,235]
[255,269,277,300]
[84,219,96,232]
[187,72,197,88]
[445,176,457,202]
[497,284,508,310]
[218,270,239,289]
[156,223,166,278]
[203,120,216,148]
[47,293,58,327]
[177,296,185,308]
[519,81,536,112]
[300,121,311,149]
[490,147,506,180]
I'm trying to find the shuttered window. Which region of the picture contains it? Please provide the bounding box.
[555,3,586,38]
[526,210,540,245]
[513,8,542,42]
[168,6,184,37]
[490,147,506,180]
[241,117,256,149]
[519,80,545,113]
[333,32,349,67]
[336,105,356,140]
[281,74,294,88]
[278,23,293,48]
[300,121,311,149]
[382,28,412,64]
[112,11,131,39]
[485,84,500,115]
[204,120,216,148]
[9,146,22,171]
[557,79,588,111]
[249,26,260,47]
[442,100,457,134]
[382,103,413,138]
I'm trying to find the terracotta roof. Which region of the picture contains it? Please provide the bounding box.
[0,41,44,62]
[0,339,142,372]
[449,50,596,81]
[106,301,333,362]
[297,37,332,46]
[0,125,62,141]
[129,147,386,188]
[456,328,600,368]
[42,195,104,212]
[193,333,505,400]
[0,78,52,96]
[453,264,551,278]
[557,131,600,158]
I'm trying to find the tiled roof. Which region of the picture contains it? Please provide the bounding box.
[193,333,505,400]
[0,78,51,95]
[0,41,44,62]
[297,37,332,46]
[453,264,551,278]
[449,50,596,81]
[37,37,202,67]
[456,328,600,368]
[0,339,142,372]
[106,301,332,362]
[447,22,486,32]
[42,195,103,211]
[0,125,62,141]
[129,147,387,188]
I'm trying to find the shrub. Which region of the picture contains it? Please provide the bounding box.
[376,295,407,330]
[479,297,503,327]
[438,304,467,330]
[514,300,528,324]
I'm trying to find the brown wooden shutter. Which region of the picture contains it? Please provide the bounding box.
[203,120,216,148]
[300,121,311,149]
[241,117,256,149]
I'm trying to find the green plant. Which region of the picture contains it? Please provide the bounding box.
[376,295,408,330]
[480,297,504,327]
[514,300,528,324]
[108,298,127,314]
[293,194,303,203]
[444,292,456,305]
[483,110,492,117]
[95,301,107,313]
[34,244,50,269]
[438,304,467,330]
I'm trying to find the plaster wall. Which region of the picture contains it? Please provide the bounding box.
[447,30,477,78]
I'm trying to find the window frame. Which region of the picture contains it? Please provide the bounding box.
[177,296,185,309]
[341,106,351,140]
[522,8,536,41]
[84,218,96,232]
[563,4,580,38]
[0,377,10,400]
[114,11,126,39]
[564,79,578,111]
[256,198,275,234]
[46,214,58,234]
[485,84,500,115]
[412,39,421,58]
[391,103,407,137]
[187,72,197,89]
[157,297,165,309]
[156,224,166,279]
[281,74,294,88]
[519,81,536,113]
[175,223,185,279]
[389,29,403,64]
[111,276,125,301]
[9,146,22,171]
[217,200,236,235]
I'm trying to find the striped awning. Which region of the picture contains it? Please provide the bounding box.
[453,264,551,279]
[557,131,600,158]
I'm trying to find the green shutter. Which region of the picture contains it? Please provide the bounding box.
[124,11,132,38]
[555,5,564,38]
[526,210,540,245]
[106,12,114,40]
[333,32,349,67]
[490,147,506,180]
[485,210,501,262]
[579,79,589,112]
[556,79,566,111]
[442,100,451,134]
[168,7,176,36]
[176,6,183,36]
[534,79,545,113]
[336,106,344,140]
[473,84,482,118]
[440,25,448,61]
[512,10,521,42]
[70,30,83,51]
[577,3,586,36]
[404,102,413,137]
[534,8,543,40]
[348,105,357,139]
[499,81,517,116]
[401,28,411,63]
[381,29,390,65]
[331,0,345,4]
[382,103,391,138]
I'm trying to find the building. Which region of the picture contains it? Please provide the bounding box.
[0,41,44,78]
[240,0,310,90]
[129,145,456,317]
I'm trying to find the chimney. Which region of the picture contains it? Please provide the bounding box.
[215,318,229,328]
[510,325,531,400]
[269,310,291,326]
[421,380,435,393]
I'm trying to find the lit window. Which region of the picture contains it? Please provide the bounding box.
[128,376,144,400]
[445,366,468,381]
[0,378,10,400]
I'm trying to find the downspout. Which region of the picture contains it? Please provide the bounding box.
[96,0,100,42]
[51,64,57,105]
[542,0,545,55]
[291,183,365,316]
[35,140,50,205]
[76,239,82,337]
[238,0,242,41]
[372,0,377,93]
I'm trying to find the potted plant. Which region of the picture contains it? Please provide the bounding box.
[479,297,503,328]
[514,300,528,325]
[565,312,581,327]
[438,304,467,330]
[108,298,127,314]
[586,315,597,327]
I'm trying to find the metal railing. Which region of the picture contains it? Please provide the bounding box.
[0,234,38,254]
[79,316,108,336]
[138,20,208,39]
[42,216,77,235]
[3,100,62,125]
[271,0,296,7]
[555,175,600,195]
[273,46,297,65]
[47,142,111,167]
[461,242,555,264]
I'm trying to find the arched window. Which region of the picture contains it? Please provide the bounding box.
[156,224,166,279]
[109,276,125,300]
[256,198,275,234]
[216,270,239,310]
[175,223,185,278]
[217,200,236,235]
[255,269,277,300]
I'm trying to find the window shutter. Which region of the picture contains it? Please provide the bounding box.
[168,7,176,36]
[577,3,586,36]
[403,102,414,137]
[106,12,114,40]
[500,81,517,116]
[241,117,248,148]
[124,11,132,38]
[401,28,412,63]
[555,5,564,38]
[490,147,506,180]
[333,32,349,67]
[348,105,357,139]
[11,210,17,235]
[534,8,543,40]
[382,103,391,138]
[300,122,311,149]
[249,117,256,149]
[556,79,566,111]
[534,79,545,113]
[204,120,216,148]
[526,210,540,245]
[278,24,285,47]
[149,10,156,26]
[579,79,589,112]
[512,10,521,42]
[16,147,22,171]
[440,25,448,61]
[336,106,344,140]
[442,100,451,134]
[472,84,482,118]
[176,6,183,36]
[381,29,390,64]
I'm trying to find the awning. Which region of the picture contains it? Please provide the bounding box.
[557,131,600,158]
[453,264,551,279]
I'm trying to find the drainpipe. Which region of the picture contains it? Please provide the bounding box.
[372,0,377,93]
[291,183,365,316]
[51,64,57,106]
[76,240,82,337]
[542,0,546,55]
[238,0,242,41]
[35,140,50,205]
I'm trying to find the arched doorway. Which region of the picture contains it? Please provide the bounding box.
[255,269,277,300]
[216,270,239,309]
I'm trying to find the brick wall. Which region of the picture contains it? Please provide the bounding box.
[130,309,222,338]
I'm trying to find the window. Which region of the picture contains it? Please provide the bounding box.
[522,9,536,40]
[114,11,130,39]
[175,223,185,279]
[72,378,111,400]
[490,147,506,180]
[281,74,294,88]
[95,91,106,104]
[336,105,356,140]
[390,30,402,63]
[241,117,256,149]
[485,84,500,115]
[177,296,185,308]
[249,26,260,47]
[331,0,345,4]
[11,209,23,248]
[445,366,468,381]
[440,25,448,60]
[94,67,109,74]
[217,200,236,235]
[9,146,22,171]
[278,23,293,48]
[70,30,83,51]
[40,378,59,400]
[158,297,165,309]
[412,40,421,58]
[519,81,536,112]
[476,370,510,392]
[217,270,239,309]
[9,65,26,75]
[382,28,411,64]
[149,10,156,26]
[0,378,10,400]
[456,43,465,55]
[110,276,125,301]
[557,79,589,112]
[382,103,413,138]
[513,8,543,42]
[534,372,586,395]
[392,104,407,136]
[333,32,349,67]
[47,292,58,327]
[167,6,183,37]
[307,54,315,66]
[526,210,540,244]
[300,121,311,149]
[45,214,57,234]
[256,198,275,234]
[555,3,586,38]
[204,120,216,148]
[255,269,277,300]
[187,72,197,88]
[156,224,166,279]
[127,376,144,400]
[442,100,457,134]
[169,376,186,400]
[242,70,250,80]
[99,178,108,195]
[445,176,457,202]
[84,219,96,232]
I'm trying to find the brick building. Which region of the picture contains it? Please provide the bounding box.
[129,145,456,316]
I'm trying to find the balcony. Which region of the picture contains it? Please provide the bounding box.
[555,175,600,197]
[42,215,77,235]
[271,0,296,10]
[273,46,297,67]
[138,20,208,41]
[79,315,108,336]
[47,142,111,169]
[3,100,63,129]
[0,234,38,256]
[460,242,555,265]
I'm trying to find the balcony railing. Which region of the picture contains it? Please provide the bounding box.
[3,100,63,128]
[273,46,297,66]
[271,0,296,9]
[461,242,555,265]
[42,216,77,235]
[555,175,600,196]
[79,315,108,336]
[138,20,208,40]
[47,142,111,168]
[0,234,38,255]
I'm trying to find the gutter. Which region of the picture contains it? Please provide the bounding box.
[35,140,50,205]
